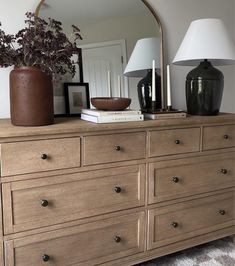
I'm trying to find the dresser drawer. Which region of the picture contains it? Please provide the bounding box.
[148,152,235,203]
[149,127,200,157]
[5,212,145,266]
[83,132,146,165]
[203,124,235,150]
[2,165,145,234]
[147,192,234,250]
[0,138,81,176]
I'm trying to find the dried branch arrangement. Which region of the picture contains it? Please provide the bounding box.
[0,12,82,77]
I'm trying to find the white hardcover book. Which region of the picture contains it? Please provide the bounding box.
[81,113,144,123]
[81,109,141,117]
[144,112,187,120]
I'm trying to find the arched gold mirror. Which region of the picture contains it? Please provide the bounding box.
[36,0,164,111]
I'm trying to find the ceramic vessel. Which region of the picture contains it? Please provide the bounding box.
[91,97,131,111]
[10,66,54,126]
[186,61,224,115]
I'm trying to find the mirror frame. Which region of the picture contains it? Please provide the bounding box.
[35,0,165,107]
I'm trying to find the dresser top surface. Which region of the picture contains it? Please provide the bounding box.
[0,113,234,139]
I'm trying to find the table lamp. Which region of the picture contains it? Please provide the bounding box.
[173,18,235,115]
[124,38,161,112]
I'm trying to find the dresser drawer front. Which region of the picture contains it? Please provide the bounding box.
[149,127,200,157]
[3,165,145,234]
[203,125,235,150]
[5,212,145,266]
[0,138,81,176]
[149,153,235,203]
[147,192,234,250]
[83,132,146,165]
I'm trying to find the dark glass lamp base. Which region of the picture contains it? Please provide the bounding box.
[137,70,161,112]
[186,60,224,116]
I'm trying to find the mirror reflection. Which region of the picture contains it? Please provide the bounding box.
[37,0,162,110]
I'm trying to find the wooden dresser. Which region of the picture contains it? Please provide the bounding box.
[0,114,234,266]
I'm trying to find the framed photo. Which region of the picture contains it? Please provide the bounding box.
[54,49,84,117]
[64,82,90,116]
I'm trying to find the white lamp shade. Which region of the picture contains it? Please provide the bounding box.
[173,18,235,66]
[124,37,160,77]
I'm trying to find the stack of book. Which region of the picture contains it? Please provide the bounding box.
[81,109,144,123]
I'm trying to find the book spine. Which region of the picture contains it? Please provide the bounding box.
[81,114,144,123]
[144,113,187,119]
[82,109,141,117]
[81,114,98,123]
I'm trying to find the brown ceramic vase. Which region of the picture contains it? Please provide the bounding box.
[10,66,54,126]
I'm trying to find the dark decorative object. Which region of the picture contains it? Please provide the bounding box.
[186,60,224,115]
[173,18,235,116]
[42,254,50,262]
[0,12,82,126]
[123,38,162,113]
[91,97,131,111]
[137,70,161,112]
[64,82,90,116]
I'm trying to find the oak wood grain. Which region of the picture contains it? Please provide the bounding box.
[0,137,81,176]
[5,212,145,266]
[147,192,235,250]
[149,127,201,157]
[0,184,4,266]
[203,124,235,150]
[83,132,146,165]
[0,113,234,140]
[148,152,235,203]
[2,164,145,234]
[101,227,234,266]
[0,114,234,266]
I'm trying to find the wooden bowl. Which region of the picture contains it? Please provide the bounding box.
[91,97,131,111]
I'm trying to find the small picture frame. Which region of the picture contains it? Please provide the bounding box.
[64,82,90,116]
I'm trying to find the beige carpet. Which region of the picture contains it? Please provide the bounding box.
[138,237,235,266]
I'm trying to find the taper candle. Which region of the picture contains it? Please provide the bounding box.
[167,65,172,107]
[152,60,156,101]
[107,70,112,97]
[117,75,121,97]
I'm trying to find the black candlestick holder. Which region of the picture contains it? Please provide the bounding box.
[144,103,187,120]
[148,103,185,114]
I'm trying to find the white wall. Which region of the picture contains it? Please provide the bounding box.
[149,0,235,112]
[0,0,39,118]
[0,0,235,117]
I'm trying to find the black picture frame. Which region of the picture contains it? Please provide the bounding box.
[64,82,90,116]
[54,49,84,117]
[78,48,84,83]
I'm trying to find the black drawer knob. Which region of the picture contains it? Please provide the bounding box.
[223,134,229,139]
[171,222,178,228]
[41,154,48,160]
[219,210,226,215]
[220,169,227,174]
[172,177,179,183]
[114,186,122,193]
[175,140,180,144]
[42,254,50,262]
[115,146,121,151]
[114,236,121,243]
[41,199,49,207]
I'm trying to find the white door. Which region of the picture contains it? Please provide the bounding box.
[81,40,128,100]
